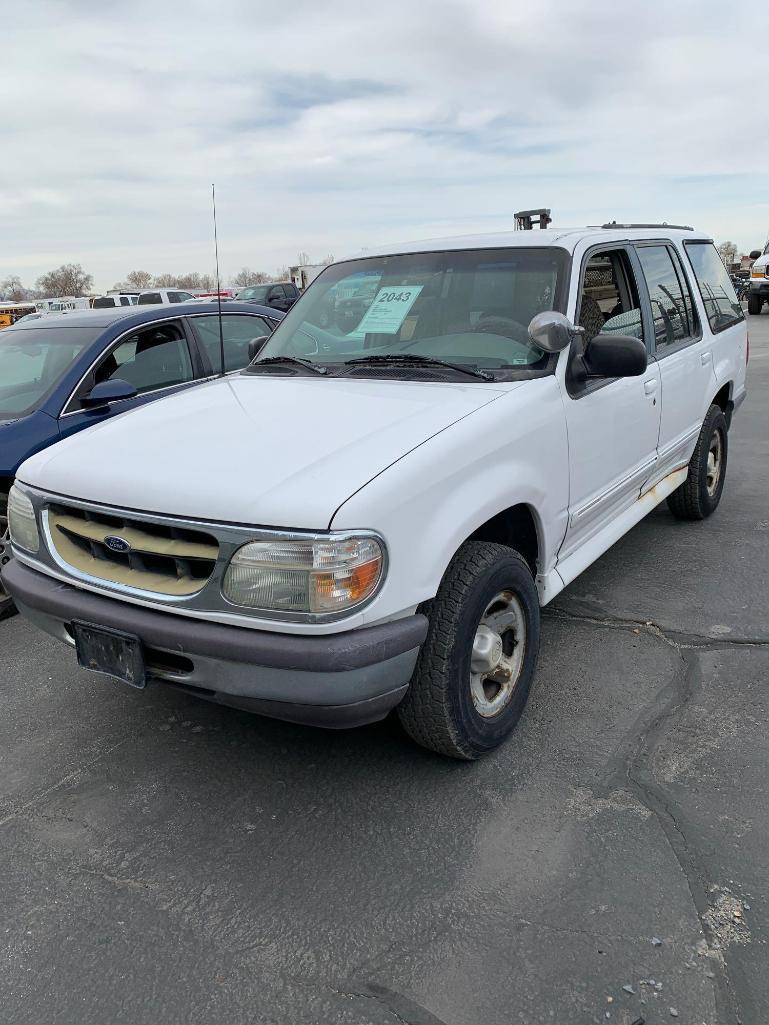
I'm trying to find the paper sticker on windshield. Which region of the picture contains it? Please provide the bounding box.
[355,285,423,335]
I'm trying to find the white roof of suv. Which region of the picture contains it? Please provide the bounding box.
[353,225,711,259]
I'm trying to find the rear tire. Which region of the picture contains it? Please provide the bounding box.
[397,540,540,760]
[667,404,728,521]
[747,294,763,316]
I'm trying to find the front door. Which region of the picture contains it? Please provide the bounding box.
[558,244,662,562]
[58,321,198,440]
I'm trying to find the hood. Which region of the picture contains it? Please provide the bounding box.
[18,374,506,528]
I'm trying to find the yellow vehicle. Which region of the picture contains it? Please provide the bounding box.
[0,302,37,329]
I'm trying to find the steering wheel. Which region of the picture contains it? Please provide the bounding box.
[472,314,530,344]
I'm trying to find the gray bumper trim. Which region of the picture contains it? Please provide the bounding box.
[2,560,427,672]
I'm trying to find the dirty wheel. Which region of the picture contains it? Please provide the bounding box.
[397,540,540,760]
[667,404,728,521]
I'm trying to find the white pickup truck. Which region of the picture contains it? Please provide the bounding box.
[3,224,748,759]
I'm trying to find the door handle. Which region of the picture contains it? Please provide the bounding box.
[701,352,711,365]
[644,378,658,395]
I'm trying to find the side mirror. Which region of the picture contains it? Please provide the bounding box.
[527,311,582,353]
[248,335,269,361]
[578,334,648,380]
[749,250,762,261]
[81,378,138,409]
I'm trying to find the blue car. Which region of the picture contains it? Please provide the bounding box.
[0,302,283,618]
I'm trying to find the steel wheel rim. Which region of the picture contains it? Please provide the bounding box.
[470,590,527,718]
[706,429,723,497]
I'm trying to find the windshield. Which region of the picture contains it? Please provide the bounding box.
[239,286,270,301]
[0,326,99,419]
[253,248,567,378]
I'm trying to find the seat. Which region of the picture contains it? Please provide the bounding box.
[578,295,605,345]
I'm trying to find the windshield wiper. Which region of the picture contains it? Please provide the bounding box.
[249,356,329,376]
[344,353,494,381]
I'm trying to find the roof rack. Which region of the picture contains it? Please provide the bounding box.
[601,221,694,231]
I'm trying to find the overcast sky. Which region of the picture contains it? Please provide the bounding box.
[2,0,767,291]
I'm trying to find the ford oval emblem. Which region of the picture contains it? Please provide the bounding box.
[104,535,131,554]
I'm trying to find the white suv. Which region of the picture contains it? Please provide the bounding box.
[3,224,748,759]
[748,241,769,315]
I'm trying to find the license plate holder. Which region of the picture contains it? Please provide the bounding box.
[72,621,147,689]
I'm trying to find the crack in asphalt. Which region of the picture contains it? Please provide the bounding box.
[547,603,769,650]
[331,982,450,1025]
[547,604,756,1025]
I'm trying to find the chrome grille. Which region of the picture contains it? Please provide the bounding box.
[47,503,219,596]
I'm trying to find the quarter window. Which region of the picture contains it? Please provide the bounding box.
[635,245,698,350]
[192,314,274,373]
[684,241,744,334]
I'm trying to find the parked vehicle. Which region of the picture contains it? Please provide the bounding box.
[91,294,139,308]
[237,281,300,312]
[3,226,747,758]
[747,242,769,315]
[137,289,197,305]
[0,302,282,619]
[0,302,38,329]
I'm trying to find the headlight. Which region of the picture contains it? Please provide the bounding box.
[8,485,39,553]
[752,268,767,279]
[222,534,384,616]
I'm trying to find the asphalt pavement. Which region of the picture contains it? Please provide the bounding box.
[1,314,768,1025]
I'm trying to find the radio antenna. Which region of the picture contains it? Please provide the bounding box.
[211,183,225,377]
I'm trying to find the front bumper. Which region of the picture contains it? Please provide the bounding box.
[749,279,769,298]
[2,560,427,728]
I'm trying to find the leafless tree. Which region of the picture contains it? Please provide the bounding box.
[322,254,335,265]
[125,270,154,290]
[296,251,311,267]
[716,241,738,269]
[231,267,271,287]
[35,263,93,298]
[274,266,291,281]
[153,273,178,288]
[0,275,30,302]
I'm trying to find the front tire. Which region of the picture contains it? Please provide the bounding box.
[747,294,763,316]
[398,541,540,760]
[667,404,728,521]
[0,522,15,622]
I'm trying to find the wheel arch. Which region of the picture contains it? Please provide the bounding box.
[466,502,541,576]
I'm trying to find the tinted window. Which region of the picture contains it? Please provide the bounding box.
[138,292,162,305]
[120,296,131,306]
[270,286,286,299]
[0,326,99,418]
[92,297,117,308]
[684,242,743,333]
[636,245,698,350]
[192,313,274,373]
[87,324,193,399]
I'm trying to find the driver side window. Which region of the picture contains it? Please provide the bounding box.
[578,249,644,350]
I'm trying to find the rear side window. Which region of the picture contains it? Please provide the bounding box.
[92,296,117,309]
[635,245,698,351]
[684,242,743,334]
[119,296,131,306]
[138,292,162,305]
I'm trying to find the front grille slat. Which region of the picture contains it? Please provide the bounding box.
[48,504,219,597]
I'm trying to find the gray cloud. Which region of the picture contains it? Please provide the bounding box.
[1,0,767,290]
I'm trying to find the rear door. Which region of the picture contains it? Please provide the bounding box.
[58,318,202,440]
[633,242,715,485]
